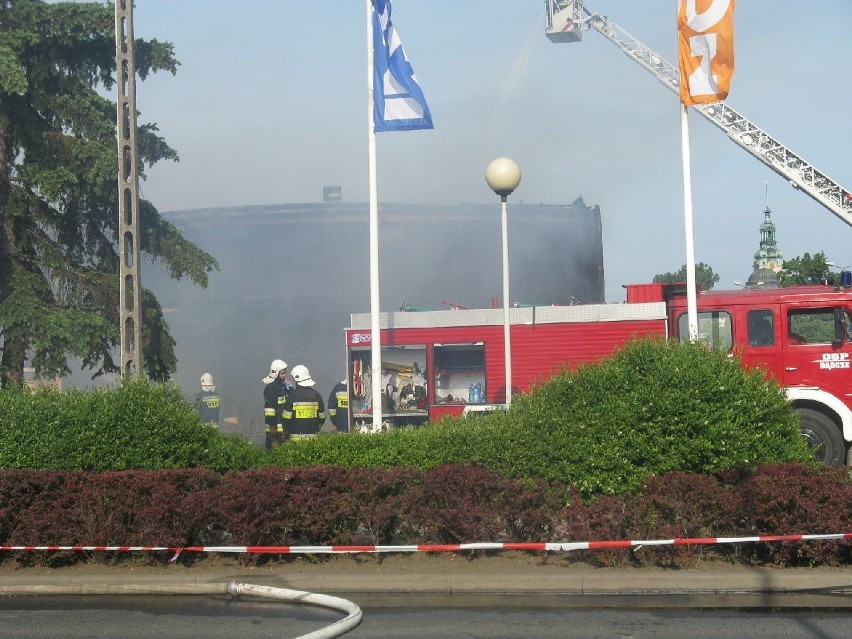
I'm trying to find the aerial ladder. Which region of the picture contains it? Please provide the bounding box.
[544,0,852,227]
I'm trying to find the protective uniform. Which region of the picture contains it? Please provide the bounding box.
[327,379,349,432]
[282,365,328,439]
[194,372,220,426]
[262,359,291,449]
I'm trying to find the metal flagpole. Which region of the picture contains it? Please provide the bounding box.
[680,102,699,341]
[366,0,383,431]
[677,0,736,343]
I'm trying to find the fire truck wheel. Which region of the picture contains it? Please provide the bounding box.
[797,408,845,466]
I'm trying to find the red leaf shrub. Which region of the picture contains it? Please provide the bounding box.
[725,463,852,566]
[339,466,422,545]
[0,470,66,544]
[396,465,563,545]
[216,466,423,547]
[0,463,849,568]
[6,469,222,566]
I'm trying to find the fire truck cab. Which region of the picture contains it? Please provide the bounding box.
[345,282,852,466]
[660,283,852,466]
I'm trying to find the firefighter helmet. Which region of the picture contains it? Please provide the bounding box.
[200,372,214,389]
[262,359,288,384]
[291,364,315,387]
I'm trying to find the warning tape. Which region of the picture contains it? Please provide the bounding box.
[2,532,850,562]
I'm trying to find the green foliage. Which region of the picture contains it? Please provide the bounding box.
[789,308,837,345]
[0,0,218,385]
[509,339,811,495]
[0,378,263,472]
[779,251,832,287]
[270,419,484,470]
[0,340,815,501]
[653,262,720,290]
[272,339,811,497]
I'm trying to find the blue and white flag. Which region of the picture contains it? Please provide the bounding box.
[372,0,433,132]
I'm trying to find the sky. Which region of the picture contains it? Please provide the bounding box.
[120,0,852,303]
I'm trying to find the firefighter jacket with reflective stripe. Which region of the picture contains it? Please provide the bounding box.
[327,381,349,431]
[263,378,290,434]
[282,385,328,437]
[194,390,220,426]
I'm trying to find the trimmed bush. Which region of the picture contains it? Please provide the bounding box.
[216,466,422,548]
[505,338,811,494]
[1,465,848,568]
[722,463,852,566]
[394,464,564,545]
[0,379,264,472]
[274,339,812,497]
[0,470,66,545]
[0,339,816,500]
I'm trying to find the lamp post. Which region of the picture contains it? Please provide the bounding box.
[485,157,521,407]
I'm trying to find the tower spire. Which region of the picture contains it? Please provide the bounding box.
[745,187,784,288]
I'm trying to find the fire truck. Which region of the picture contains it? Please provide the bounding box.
[343,2,852,465]
[345,282,852,466]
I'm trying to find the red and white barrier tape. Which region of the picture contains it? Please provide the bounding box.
[2,532,850,563]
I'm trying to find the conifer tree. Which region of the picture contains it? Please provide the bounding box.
[0,0,217,384]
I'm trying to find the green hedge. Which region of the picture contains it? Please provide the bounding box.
[508,338,812,494]
[274,339,812,496]
[0,339,813,497]
[0,379,264,472]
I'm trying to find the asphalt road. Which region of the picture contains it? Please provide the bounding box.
[0,595,850,639]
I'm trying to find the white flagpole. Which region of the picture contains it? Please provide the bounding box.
[366,0,383,430]
[680,101,699,341]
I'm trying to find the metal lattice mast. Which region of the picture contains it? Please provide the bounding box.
[545,1,852,227]
[115,1,143,377]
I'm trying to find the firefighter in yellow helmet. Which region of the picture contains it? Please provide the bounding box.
[262,359,292,449]
[282,364,328,440]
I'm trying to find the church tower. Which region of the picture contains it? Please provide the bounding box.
[745,204,784,289]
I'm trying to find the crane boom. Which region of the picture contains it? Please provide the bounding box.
[544,0,852,227]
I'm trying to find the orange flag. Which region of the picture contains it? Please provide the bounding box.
[678,0,735,106]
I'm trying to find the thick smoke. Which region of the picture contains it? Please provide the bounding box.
[143,199,603,443]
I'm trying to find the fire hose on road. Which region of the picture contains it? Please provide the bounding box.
[0,580,362,639]
[227,581,362,639]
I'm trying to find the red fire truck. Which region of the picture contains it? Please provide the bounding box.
[345,282,852,466]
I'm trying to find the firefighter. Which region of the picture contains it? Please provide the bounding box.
[327,378,349,432]
[262,358,292,449]
[194,372,220,427]
[282,364,328,440]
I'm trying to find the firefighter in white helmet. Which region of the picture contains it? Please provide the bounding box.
[194,372,220,427]
[282,364,328,440]
[262,358,292,449]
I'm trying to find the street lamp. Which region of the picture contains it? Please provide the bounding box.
[485,157,521,406]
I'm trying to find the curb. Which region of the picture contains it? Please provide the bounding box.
[2,568,851,604]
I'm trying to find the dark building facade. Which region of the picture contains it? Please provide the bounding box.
[145,199,604,441]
